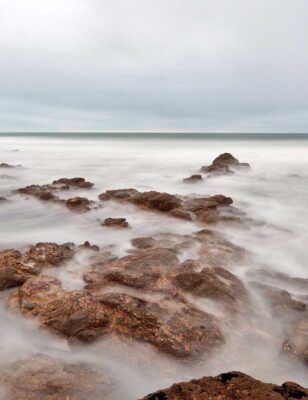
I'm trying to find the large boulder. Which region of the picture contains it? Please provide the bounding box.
[140,371,308,399]
[9,275,224,358]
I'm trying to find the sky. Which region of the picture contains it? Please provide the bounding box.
[0,0,307,133]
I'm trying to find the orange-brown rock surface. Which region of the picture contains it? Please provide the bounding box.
[140,371,308,400]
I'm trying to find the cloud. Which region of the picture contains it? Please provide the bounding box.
[0,0,307,132]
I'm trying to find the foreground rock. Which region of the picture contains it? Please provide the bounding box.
[200,153,250,175]
[9,274,224,358]
[99,189,240,225]
[0,353,114,400]
[0,243,74,290]
[102,217,129,228]
[141,371,308,399]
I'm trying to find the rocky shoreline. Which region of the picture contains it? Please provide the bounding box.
[0,153,307,399]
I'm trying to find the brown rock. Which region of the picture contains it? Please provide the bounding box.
[200,153,250,175]
[102,217,129,228]
[183,174,203,183]
[0,353,114,400]
[141,371,308,400]
[66,196,92,212]
[0,249,39,290]
[0,196,7,202]
[52,177,94,188]
[0,243,74,291]
[99,188,235,225]
[9,274,224,357]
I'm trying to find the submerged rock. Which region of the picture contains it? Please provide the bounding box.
[141,371,308,399]
[52,177,94,188]
[102,217,129,228]
[282,319,308,364]
[183,174,203,183]
[200,153,250,175]
[0,163,19,168]
[0,353,114,400]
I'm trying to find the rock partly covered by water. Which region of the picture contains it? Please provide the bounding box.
[183,174,203,183]
[99,188,239,225]
[0,243,74,290]
[0,353,114,400]
[282,319,308,364]
[141,371,308,400]
[0,163,20,168]
[9,272,224,358]
[102,217,129,228]
[17,178,94,212]
[200,153,250,175]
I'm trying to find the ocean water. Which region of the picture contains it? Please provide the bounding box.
[0,133,307,397]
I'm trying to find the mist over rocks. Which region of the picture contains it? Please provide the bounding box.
[140,371,308,400]
[0,353,114,400]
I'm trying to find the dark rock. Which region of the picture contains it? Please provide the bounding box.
[140,371,308,399]
[183,174,203,183]
[200,153,251,175]
[52,177,94,188]
[66,196,92,212]
[102,217,129,228]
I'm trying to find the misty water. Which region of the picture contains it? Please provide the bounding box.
[0,134,307,398]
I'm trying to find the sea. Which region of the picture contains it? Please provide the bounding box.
[0,132,307,398]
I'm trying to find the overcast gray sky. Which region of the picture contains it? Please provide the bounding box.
[0,0,307,132]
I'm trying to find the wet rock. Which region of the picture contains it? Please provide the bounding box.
[0,249,39,290]
[171,261,248,311]
[0,353,114,400]
[52,177,94,188]
[200,153,250,175]
[79,241,100,251]
[0,243,74,291]
[66,196,92,212]
[99,188,236,225]
[131,237,157,249]
[141,371,308,399]
[9,275,224,357]
[24,242,74,268]
[0,196,7,202]
[251,282,306,315]
[282,319,308,364]
[183,174,203,183]
[17,184,60,201]
[102,217,129,228]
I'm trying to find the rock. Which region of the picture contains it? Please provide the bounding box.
[183,174,203,183]
[0,249,39,290]
[0,243,74,291]
[251,282,306,315]
[99,189,236,225]
[79,241,100,251]
[200,153,250,175]
[0,353,114,400]
[52,177,94,188]
[0,196,7,202]
[0,163,17,168]
[65,196,92,212]
[24,242,74,268]
[17,184,60,201]
[171,261,248,311]
[282,319,308,364]
[102,217,129,228]
[140,371,308,400]
[9,274,224,357]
